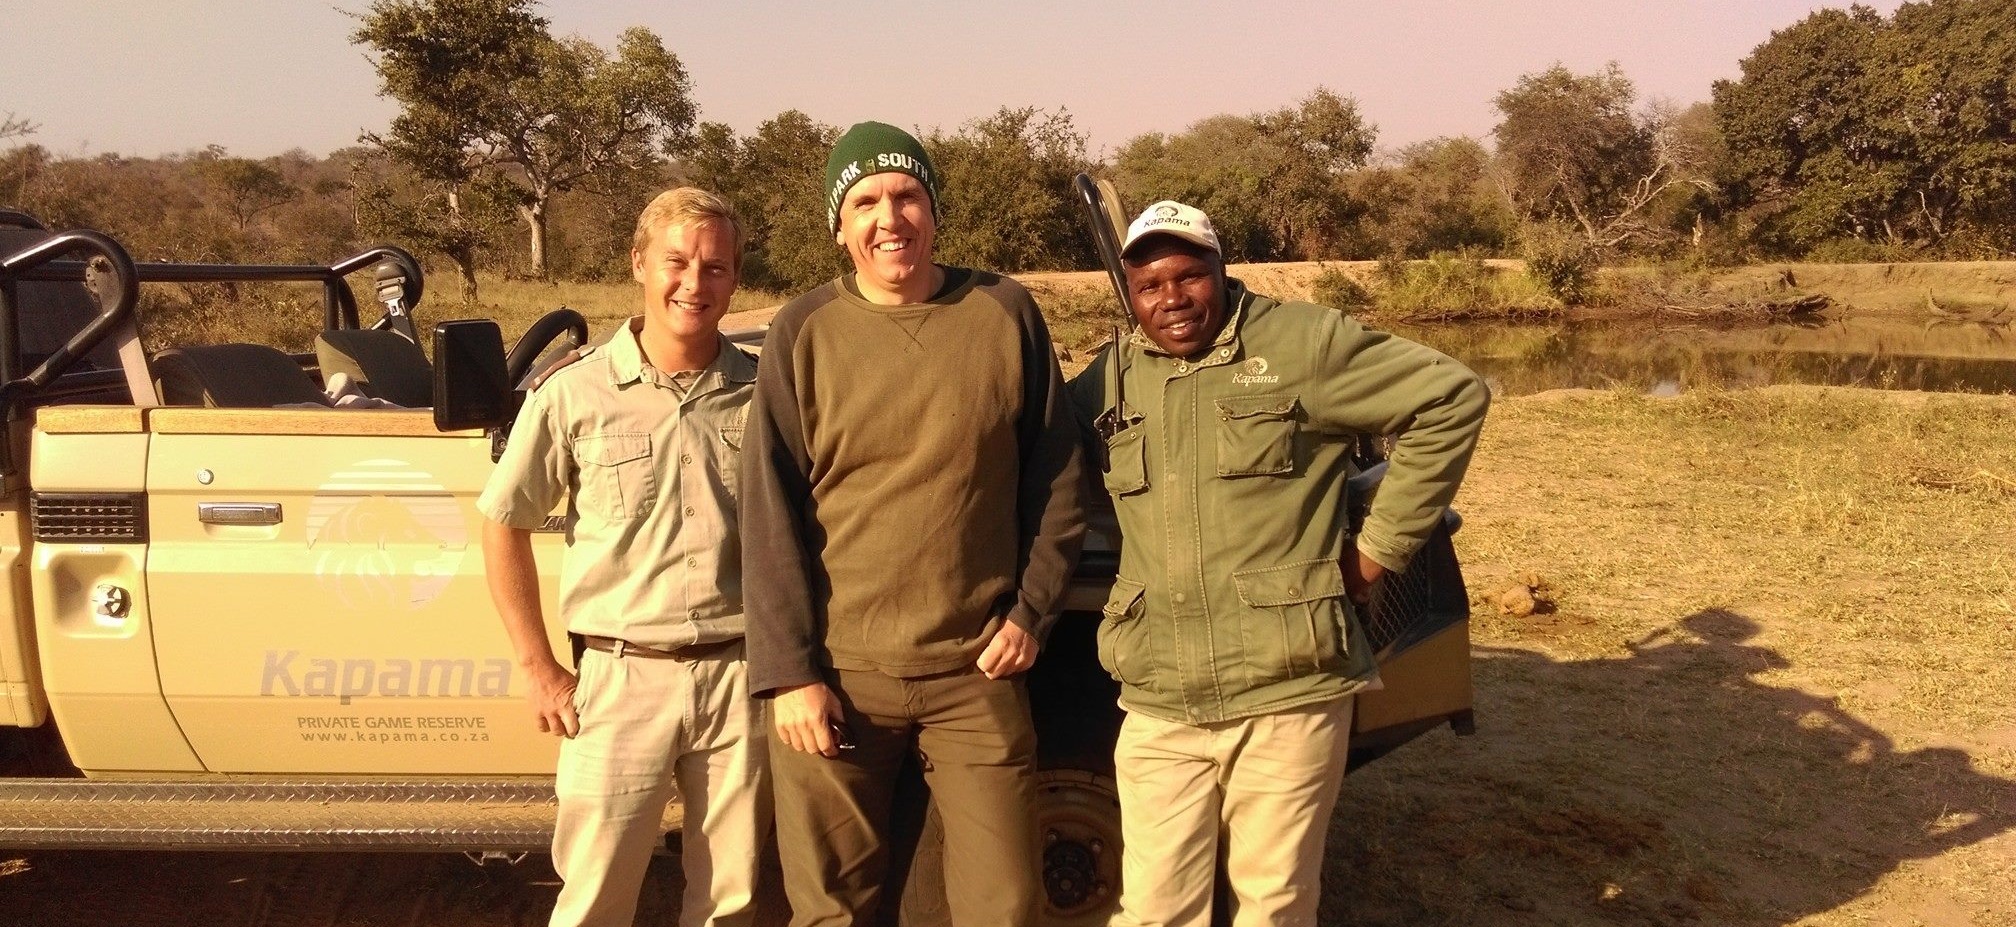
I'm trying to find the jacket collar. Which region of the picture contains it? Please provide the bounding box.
[607,318,755,397]
[1127,278,1253,364]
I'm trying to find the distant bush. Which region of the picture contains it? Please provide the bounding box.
[1370,255,1558,322]
[1519,223,1597,305]
[1802,237,1926,264]
[1310,264,1373,310]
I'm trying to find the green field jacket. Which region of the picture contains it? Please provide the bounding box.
[1068,282,1488,724]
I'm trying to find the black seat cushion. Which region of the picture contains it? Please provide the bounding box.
[152,343,329,408]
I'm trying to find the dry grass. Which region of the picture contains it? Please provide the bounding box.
[1325,386,2016,926]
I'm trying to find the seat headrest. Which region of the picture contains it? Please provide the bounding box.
[314,328,433,408]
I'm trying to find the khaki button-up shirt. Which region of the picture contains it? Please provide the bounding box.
[477,320,756,650]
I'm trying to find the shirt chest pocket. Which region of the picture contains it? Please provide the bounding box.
[1101,423,1150,496]
[575,432,657,519]
[1215,394,1299,477]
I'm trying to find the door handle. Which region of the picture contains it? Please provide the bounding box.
[198,502,282,526]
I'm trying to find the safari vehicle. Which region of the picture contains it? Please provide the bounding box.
[0,211,1473,925]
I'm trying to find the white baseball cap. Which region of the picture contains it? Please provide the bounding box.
[1121,200,1222,258]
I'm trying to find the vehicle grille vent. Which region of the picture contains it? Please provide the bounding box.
[31,493,147,542]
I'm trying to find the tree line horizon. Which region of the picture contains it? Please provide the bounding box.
[3,0,2011,305]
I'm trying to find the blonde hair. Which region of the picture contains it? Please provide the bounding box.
[632,187,745,268]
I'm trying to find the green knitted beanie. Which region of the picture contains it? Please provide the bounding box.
[824,121,939,232]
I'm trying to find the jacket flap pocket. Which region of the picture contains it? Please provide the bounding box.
[1215,394,1299,420]
[1233,558,1344,607]
[1102,424,1149,495]
[1102,576,1148,618]
[577,432,652,466]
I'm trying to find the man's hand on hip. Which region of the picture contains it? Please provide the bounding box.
[526,659,580,738]
[977,620,1039,679]
[775,682,845,757]
[1344,544,1388,606]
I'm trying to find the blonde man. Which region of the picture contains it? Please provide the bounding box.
[479,188,767,927]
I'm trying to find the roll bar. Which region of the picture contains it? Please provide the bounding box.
[10,244,424,332]
[0,229,139,472]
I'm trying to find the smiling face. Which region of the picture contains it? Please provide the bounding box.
[833,171,938,304]
[1122,236,1227,357]
[631,217,738,345]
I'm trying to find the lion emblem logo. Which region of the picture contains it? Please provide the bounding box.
[1244,357,1270,376]
[1154,204,1180,219]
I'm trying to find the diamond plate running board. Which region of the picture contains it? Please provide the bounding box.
[0,777,681,852]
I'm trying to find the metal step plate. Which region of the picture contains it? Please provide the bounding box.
[0,777,681,852]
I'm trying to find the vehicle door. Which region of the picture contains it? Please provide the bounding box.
[143,407,568,775]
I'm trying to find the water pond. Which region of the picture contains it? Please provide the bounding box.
[1396,315,2016,397]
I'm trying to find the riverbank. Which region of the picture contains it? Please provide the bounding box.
[1020,258,2016,357]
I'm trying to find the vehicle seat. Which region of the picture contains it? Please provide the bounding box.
[152,343,329,408]
[314,329,432,407]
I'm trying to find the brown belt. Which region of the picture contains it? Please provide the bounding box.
[578,634,739,661]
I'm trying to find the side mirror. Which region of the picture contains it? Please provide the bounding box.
[432,319,513,433]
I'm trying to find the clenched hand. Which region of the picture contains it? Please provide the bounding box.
[775,682,845,757]
[977,620,1039,679]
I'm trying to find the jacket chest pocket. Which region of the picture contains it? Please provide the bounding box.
[1101,424,1150,496]
[575,432,656,519]
[1215,394,1299,477]
[1232,558,1349,684]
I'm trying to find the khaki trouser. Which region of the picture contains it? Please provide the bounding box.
[549,643,770,927]
[1112,697,1354,927]
[770,666,1039,927]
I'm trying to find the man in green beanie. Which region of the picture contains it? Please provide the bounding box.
[742,121,1087,925]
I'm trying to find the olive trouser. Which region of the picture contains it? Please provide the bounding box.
[770,666,1039,927]
[549,643,770,927]
[1111,696,1354,927]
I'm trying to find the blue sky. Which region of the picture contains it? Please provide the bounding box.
[4,1,1905,162]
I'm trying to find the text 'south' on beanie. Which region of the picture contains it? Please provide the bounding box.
[824,121,939,232]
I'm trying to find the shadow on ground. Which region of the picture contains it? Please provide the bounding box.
[1323,608,2015,926]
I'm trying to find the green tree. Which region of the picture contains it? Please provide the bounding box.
[193,148,298,232]
[1493,63,1713,250]
[1351,137,1514,258]
[352,0,698,277]
[1713,0,2016,254]
[684,110,845,292]
[1114,89,1374,262]
[356,157,519,305]
[929,107,1094,273]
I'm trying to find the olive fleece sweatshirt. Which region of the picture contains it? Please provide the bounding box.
[741,267,1086,696]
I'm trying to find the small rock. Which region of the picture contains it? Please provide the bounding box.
[1496,584,1537,617]
[1501,896,1536,912]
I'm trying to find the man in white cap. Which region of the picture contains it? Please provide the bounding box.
[1069,200,1488,926]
